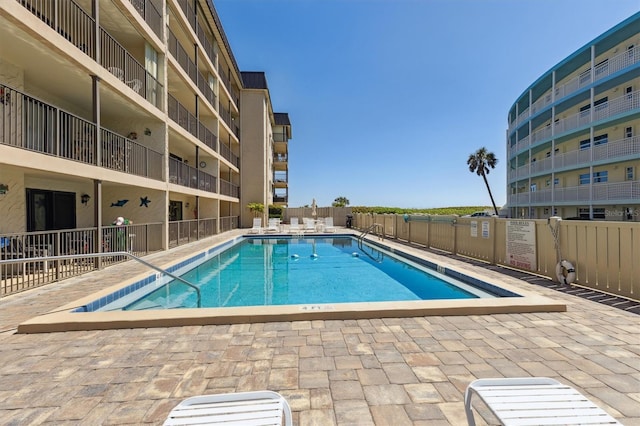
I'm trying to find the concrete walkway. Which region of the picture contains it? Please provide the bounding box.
[0,231,638,425]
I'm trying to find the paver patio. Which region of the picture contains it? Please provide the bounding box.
[0,231,638,425]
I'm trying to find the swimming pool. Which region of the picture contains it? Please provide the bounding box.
[74,236,515,313]
[118,236,502,311]
[18,232,566,333]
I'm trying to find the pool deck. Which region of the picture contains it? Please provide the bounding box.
[0,229,638,425]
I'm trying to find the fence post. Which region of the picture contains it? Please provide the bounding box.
[452,218,458,255]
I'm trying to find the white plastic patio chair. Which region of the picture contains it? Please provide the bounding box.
[323,217,336,233]
[302,218,316,233]
[164,390,292,426]
[288,217,302,234]
[464,377,622,426]
[265,218,280,233]
[248,218,263,234]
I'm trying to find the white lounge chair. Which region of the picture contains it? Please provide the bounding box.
[265,218,280,233]
[289,217,302,233]
[323,217,336,233]
[248,218,263,234]
[464,377,622,426]
[164,390,292,426]
[302,218,316,233]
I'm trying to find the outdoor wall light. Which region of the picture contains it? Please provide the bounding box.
[81,194,91,205]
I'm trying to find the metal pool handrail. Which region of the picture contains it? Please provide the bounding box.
[0,252,201,308]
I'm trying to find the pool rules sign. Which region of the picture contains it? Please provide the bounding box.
[506,220,537,271]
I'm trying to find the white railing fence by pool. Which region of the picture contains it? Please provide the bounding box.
[1,223,163,297]
[354,213,639,302]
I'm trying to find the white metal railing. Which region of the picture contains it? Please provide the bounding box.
[508,135,639,183]
[508,46,639,131]
[531,125,552,143]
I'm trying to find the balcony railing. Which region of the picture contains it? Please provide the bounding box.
[168,94,198,137]
[198,122,218,152]
[508,135,639,183]
[509,45,640,131]
[169,218,217,248]
[513,89,640,154]
[220,179,239,198]
[168,157,217,193]
[168,94,218,154]
[509,181,639,205]
[0,84,164,180]
[128,0,163,39]
[168,30,198,83]
[100,129,164,180]
[18,0,163,109]
[219,142,239,168]
[1,223,163,297]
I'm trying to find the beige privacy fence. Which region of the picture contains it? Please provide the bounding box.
[354,213,639,302]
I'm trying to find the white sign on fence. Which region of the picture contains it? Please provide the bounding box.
[470,221,478,237]
[482,221,490,239]
[506,220,537,270]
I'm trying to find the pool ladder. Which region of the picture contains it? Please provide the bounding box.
[357,224,384,262]
[0,251,201,308]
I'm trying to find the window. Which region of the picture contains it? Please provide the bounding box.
[594,96,608,111]
[593,208,606,219]
[554,178,559,185]
[626,86,633,100]
[593,134,608,146]
[546,151,551,158]
[578,208,590,219]
[593,171,608,183]
[628,45,635,60]
[625,127,633,138]
[546,179,551,187]
[579,68,591,85]
[626,167,634,181]
[579,173,590,185]
[530,183,537,192]
[579,139,591,150]
[26,189,77,232]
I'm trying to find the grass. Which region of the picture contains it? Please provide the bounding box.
[351,206,494,216]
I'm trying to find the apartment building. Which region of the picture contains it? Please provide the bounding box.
[0,0,290,257]
[239,71,291,228]
[507,12,640,220]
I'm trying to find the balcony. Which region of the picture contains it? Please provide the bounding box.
[175,0,239,108]
[509,45,640,131]
[219,142,239,168]
[509,181,639,205]
[168,30,217,109]
[512,89,640,155]
[220,179,239,198]
[0,84,164,180]
[19,0,163,109]
[167,95,218,153]
[508,135,640,182]
[169,157,217,193]
[128,0,163,39]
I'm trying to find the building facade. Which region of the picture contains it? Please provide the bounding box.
[507,12,639,221]
[239,72,291,228]
[0,0,290,254]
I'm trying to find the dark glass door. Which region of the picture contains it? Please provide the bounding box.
[26,189,76,231]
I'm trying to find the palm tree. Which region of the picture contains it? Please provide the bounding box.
[467,147,499,216]
[332,196,350,207]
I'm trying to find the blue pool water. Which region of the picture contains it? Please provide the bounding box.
[112,236,498,311]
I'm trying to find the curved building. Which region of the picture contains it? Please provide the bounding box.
[507,12,640,221]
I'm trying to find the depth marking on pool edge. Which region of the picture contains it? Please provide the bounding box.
[300,305,336,311]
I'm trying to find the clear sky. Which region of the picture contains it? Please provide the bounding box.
[214,0,640,208]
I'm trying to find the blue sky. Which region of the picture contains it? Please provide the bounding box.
[215,0,640,208]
